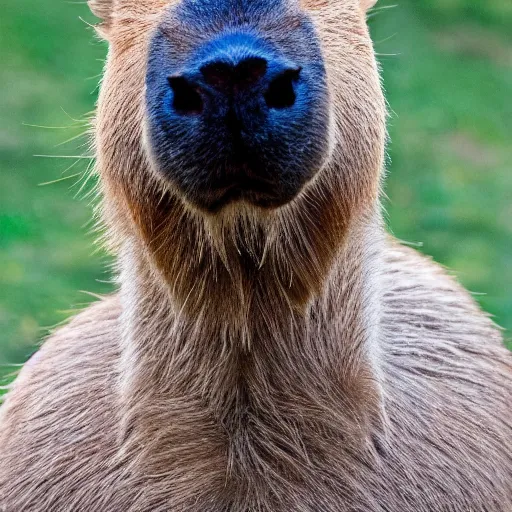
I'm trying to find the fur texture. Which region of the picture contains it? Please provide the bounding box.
[0,0,511,510]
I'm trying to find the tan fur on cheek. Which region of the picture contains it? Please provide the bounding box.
[90,0,176,41]
[360,0,378,11]
[301,0,328,9]
[301,0,378,14]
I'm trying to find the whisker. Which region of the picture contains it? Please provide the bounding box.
[55,131,89,148]
[22,122,87,130]
[34,154,95,159]
[38,173,82,187]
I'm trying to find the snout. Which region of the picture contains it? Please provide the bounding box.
[146,7,330,212]
[169,35,301,118]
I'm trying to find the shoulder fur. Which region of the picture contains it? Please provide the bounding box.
[1,243,511,511]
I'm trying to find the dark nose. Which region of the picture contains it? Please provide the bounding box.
[200,57,268,92]
[146,23,330,211]
[167,36,301,117]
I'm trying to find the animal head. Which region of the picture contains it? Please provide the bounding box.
[91,0,386,312]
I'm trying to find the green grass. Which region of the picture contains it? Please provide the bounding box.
[370,2,512,345]
[0,0,111,378]
[1,1,511,380]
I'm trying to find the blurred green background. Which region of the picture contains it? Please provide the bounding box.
[1,0,511,381]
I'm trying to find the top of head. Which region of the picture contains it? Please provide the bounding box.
[91,0,384,217]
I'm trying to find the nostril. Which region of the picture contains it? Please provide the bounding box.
[200,62,233,89]
[236,57,268,86]
[264,67,302,110]
[168,76,203,115]
[201,57,268,90]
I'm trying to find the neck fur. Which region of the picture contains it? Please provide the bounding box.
[115,207,388,488]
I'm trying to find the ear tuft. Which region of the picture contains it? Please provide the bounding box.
[88,0,114,24]
[360,0,378,11]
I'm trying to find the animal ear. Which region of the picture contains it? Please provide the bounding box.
[360,0,378,11]
[88,0,114,24]
[88,0,115,38]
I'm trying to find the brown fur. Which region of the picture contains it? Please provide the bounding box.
[0,1,511,510]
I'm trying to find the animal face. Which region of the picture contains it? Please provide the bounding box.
[92,0,385,309]
[145,0,330,212]
[92,0,385,222]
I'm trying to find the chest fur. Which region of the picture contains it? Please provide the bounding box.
[117,352,381,512]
